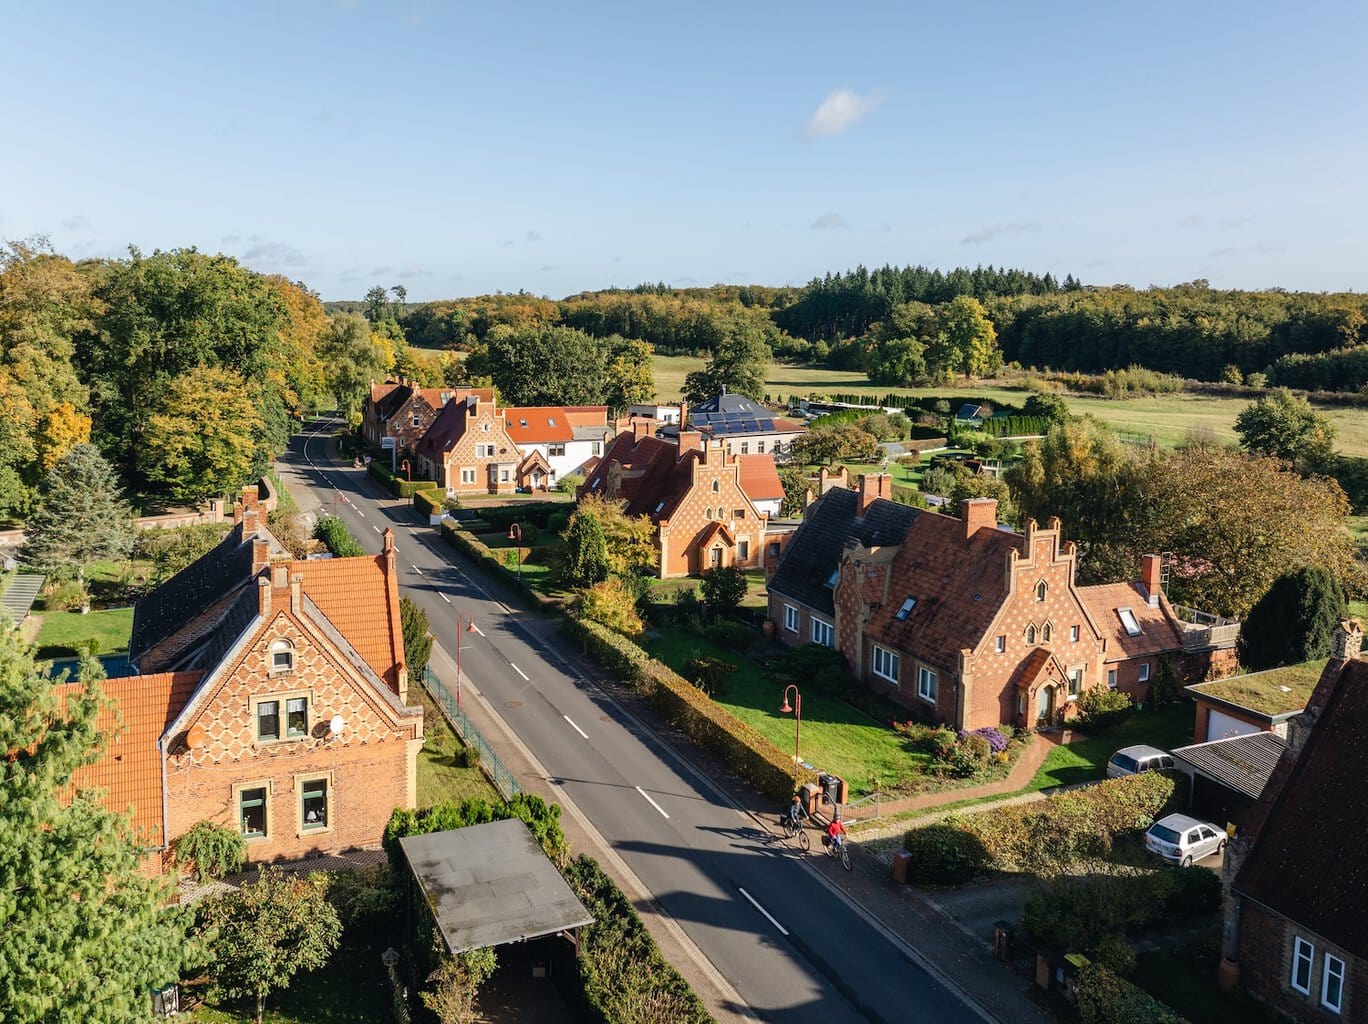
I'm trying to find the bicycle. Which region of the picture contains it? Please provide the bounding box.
[782,809,813,851]
[822,833,852,871]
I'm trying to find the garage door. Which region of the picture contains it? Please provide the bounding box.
[1207,709,1261,741]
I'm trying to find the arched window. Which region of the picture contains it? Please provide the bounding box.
[1035,580,1047,602]
[1026,624,1037,645]
[1042,622,1053,642]
[718,507,727,520]
[705,508,713,520]
[711,479,720,493]
[270,639,295,674]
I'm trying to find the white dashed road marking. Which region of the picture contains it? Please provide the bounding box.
[563,715,589,740]
[635,786,671,820]
[511,663,529,681]
[739,888,788,936]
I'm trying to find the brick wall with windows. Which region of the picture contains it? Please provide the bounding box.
[658,448,766,578]
[164,602,422,864]
[1238,902,1364,1022]
[435,404,523,495]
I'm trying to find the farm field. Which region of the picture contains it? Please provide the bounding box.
[652,354,1368,457]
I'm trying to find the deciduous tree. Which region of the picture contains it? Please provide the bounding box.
[0,628,192,1021]
[140,366,263,504]
[682,317,771,402]
[401,595,434,674]
[1234,387,1336,473]
[199,867,341,1024]
[701,565,748,615]
[573,577,645,636]
[319,312,394,422]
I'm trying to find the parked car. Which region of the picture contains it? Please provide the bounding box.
[1106,744,1176,779]
[1145,813,1227,865]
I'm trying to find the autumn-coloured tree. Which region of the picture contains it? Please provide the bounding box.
[573,577,645,636]
[140,366,263,504]
[35,401,91,471]
[1234,387,1337,473]
[572,494,656,578]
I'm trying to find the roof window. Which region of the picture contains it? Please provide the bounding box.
[547,417,557,426]
[825,569,840,588]
[896,597,917,620]
[519,418,527,427]
[1117,607,1143,637]
[654,501,665,513]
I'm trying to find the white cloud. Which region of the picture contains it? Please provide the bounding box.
[960,221,1042,245]
[810,212,849,230]
[241,237,311,268]
[526,230,543,243]
[804,88,885,137]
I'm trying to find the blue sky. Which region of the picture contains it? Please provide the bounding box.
[4,1,1366,300]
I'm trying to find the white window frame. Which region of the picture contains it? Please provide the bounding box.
[459,467,477,485]
[811,618,834,648]
[995,635,1006,654]
[1322,952,1345,1013]
[917,666,938,704]
[269,639,295,675]
[1070,625,1080,643]
[1067,667,1084,700]
[1107,668,1118,690]
[872,645,900,684]
[1138,662,1151,683]
[784,604,799,633]
[1291,936,1314,995]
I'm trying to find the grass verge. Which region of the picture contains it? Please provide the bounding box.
[412,683,500,808]
[186,950,390,1024]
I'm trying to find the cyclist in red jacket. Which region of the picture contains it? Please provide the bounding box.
[827,810,848,851]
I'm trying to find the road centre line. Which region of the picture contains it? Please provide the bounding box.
[634,785,671,820]
[440,593,451,604]
[562,715,589,740]
[412,565,423,575]
[738,888,789,936]
[511,662,529,680]
[372,525,380,533]
[471,624,485,636]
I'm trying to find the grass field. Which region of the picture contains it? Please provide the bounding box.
[34,607,134,660]
[652,354,1368,457]
[1026,703,1194,791]
[413,683,500,808]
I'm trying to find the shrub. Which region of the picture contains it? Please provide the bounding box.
[702,619,756,650]
[1022,868,1218,955]
[684,653,738,697]
[475,501,565,532]
[1075,963,1190,1024]
[573,578,645,637]
[773,643,858,698]
[968,726,1008,754]
[556,473,585,494]
[548,510,570,533]
[385,794,567,869]
[700,565,748,616]
[1075,687,1135,732]
[41,578,87,612]
[901,824,992,885]
[320,863,400,930]
[173,820,245,882]
[414,488,443,518]
[135,522,233,582]
[672,585,702,622]
[313,514,365,557]
[1093,933,1137,978]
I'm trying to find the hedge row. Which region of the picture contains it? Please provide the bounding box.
[1075,963,1189,1024]
[902,771,1183,884]
[1023,867,1222,953]
[968,414,1050,438]
[414,488,443,518]
[439,519,560,611]
[562,616,814,802]
[562,855,714,1024]
[367,459,443,499]
[313,514,365,558]
[474,501,567,532]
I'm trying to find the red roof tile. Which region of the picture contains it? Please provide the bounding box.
[294,553,404,689]
[57,672,202,847]
[1077,582,1184,661]
[503,407,575,443]
[735,454,784,502]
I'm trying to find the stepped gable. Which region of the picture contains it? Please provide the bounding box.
[768,487,921,618]
[865,513,1025,672]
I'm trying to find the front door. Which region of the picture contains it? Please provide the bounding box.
[1036,684,1055,726]
[710,546,723,569]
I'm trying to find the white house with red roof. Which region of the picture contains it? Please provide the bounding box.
[503,405,614,490]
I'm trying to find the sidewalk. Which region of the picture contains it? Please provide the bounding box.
[281,434,1049,1024]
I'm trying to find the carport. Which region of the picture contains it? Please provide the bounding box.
[1171,732,1286,833]
[397,819,593,956]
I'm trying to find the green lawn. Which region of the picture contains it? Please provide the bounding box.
[470,529,570,600]
[34,606,134,660]
[1133,945,1281,1024]
[186,948,391,1023]
[413,684,500,808]
[1026,703,1195,791]
[644,625,928,793]
[651,354,1368,458]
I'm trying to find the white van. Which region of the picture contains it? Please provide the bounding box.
[1106,744,1176,779]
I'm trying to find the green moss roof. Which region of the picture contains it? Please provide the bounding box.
[1189,659,1327,717]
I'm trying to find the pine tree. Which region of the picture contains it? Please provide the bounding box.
[21,443,135,610]
[1240,567,1347,670]
[561,509,610,589]
[0,629,191,1021]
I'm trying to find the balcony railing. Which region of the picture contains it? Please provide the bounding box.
[1171,604,1241,650]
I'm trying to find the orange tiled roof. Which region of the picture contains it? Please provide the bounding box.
[294,554,404,689]
[735,454,784,502]
[1077,582,1185,661]
[865,513,1026,672]
[57,672,202,847]
[503,407,575,444]
[369,382,403,406]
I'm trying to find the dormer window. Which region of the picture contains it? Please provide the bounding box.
[825,569,840,588]
[896,597,917,621]
[1035,580,1047,602]
[519,418,528,427]
[270,640,295,674]
[1117,607,1143,637]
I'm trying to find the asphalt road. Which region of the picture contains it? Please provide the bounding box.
[285,420,984,1024]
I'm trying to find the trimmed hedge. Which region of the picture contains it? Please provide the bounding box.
[439,519,560,611]
[314,514,365,558]
[562,855,714,1024]
[1076,963,1190,1024]
[902,771,1183,882]
[562,616,815,801]
[474,501,566,532]
[367,458,442,498]
[414,488,443,518]
[1023,867,1222,953]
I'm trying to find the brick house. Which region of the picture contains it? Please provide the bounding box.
[361,380,493,453]
[416,393,523,495]
[503,405,614,490]
[578,421,774,577]
[1220,622,1368,1022]
[59,487,423,871]
[767,480,1235,731]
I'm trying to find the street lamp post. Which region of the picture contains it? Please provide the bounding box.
[507,523,523,583]
[454,612,477,707]
[400,458,412,483]
[779,684,802,784]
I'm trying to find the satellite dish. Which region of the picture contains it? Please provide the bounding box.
[185,725,206,750]
[329,715,345,737]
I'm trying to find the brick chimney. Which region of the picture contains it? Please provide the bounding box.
[241,506,259,538]
[678,400,688,427]
[677,430,703,457]
[858,473,892,515]
[252,538,270,574]
[961,498,998,539]
[257,576,271,616]
[1141,554,1163,607]
[631,416,655,441]
[241,484,259,511]
[272,563,288,590]
[383,527,396,556]
[289,572,303,614]
[1332,619,1363,661]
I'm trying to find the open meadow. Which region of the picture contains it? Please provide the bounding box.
[652,354,1368,457]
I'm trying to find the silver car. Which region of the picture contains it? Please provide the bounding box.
[1145,813,1226,866]
[1107,744,1176,779]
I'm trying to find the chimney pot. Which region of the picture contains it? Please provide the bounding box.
[252,538,270,573]
[241,507,259,538]
[677,430,703,457]
[272,564,288,590]
[257,576,271,616]
[858,473,892,515]
[289,572,303,614]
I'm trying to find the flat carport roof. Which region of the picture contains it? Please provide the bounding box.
[398,819,592,955]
